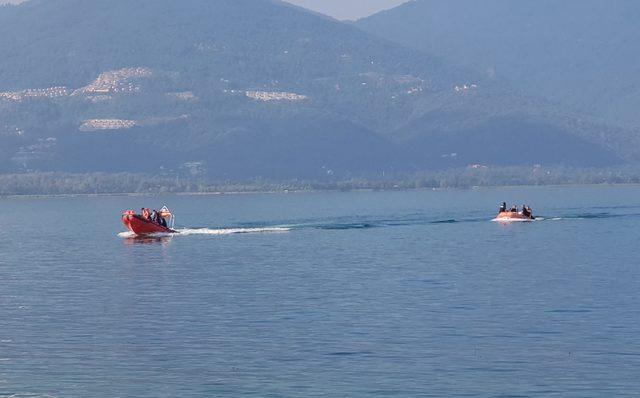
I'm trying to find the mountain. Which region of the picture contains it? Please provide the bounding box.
[357,0,640,128]
[0,0,632,180]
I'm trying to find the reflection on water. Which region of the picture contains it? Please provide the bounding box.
[122,235,173,246]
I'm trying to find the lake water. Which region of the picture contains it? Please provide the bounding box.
[1,186,640,397]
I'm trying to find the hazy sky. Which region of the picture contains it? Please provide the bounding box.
[285,0,409,20]
[0,0,409,20]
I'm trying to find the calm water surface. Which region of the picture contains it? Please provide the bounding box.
[1,186,640,397]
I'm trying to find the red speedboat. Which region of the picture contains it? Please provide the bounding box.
[122,206,177,235]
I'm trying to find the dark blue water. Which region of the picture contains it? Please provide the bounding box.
[2,186,640,397]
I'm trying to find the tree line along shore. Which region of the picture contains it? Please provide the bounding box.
[3,167,640,196]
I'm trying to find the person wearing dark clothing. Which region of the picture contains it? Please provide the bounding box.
[499,202,507,213]
[151,210,159,224]
[510,205,518,212]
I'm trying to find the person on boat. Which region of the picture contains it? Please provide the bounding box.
[510,205,518,212]
[499,202,507,213]
[142,208,151,220]
[150,209,159,224]
[159,215,168,228]
[522,205,531,218]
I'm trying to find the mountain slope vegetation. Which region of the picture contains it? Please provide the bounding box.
[357,0,640,127]
[0,0,633,180]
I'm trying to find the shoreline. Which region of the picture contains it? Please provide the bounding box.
[4,167,640,198]
[3,182,640,199]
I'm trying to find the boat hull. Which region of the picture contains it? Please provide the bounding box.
[494,211,534,222]
[122,213,177,235]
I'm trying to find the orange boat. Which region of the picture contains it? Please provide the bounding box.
[122,206,177,235]
[494,211,535,222]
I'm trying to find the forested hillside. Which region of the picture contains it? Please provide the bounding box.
[0,0,635,183]
[358,0,640,127]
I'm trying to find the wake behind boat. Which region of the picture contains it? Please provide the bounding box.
[122,206,177,235]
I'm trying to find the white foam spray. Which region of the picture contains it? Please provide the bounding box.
[118,227,290,238]
[177,227,290,236]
